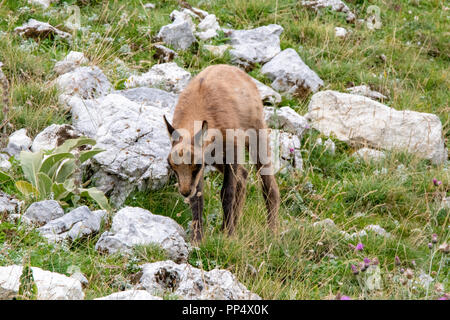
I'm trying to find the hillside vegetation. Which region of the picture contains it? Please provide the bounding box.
[0,0,448,300]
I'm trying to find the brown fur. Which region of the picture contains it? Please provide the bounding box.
[164,64,280,242]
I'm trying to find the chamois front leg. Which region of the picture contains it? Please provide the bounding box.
[221,164,238,235]
[189,177,204,242]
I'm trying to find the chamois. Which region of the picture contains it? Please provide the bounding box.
[163,64,280,242]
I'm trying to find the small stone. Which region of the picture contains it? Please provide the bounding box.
[24,200,64,226]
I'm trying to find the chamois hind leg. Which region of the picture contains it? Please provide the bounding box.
[189,177,204,242]
[257,129,280,233]
[232,165,248,229]
[220,164,238,235]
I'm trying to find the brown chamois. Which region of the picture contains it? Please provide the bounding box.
[163,64,280,242]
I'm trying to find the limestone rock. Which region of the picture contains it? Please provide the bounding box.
[24,200,64,226]
[38,206,106,243]
[157,18,196,50]
[54,51,89,75]
[68,93,172,205]
[15,19,71,41]
[305,90,447,164]
[346,85,387,101]
[125,62,191,94]
[56,66,111,99]
[261,48,324,97]
[95,290,162,300]
[251,78,281,105]
[264,106,309,138]
[0,265,84,300]
[115,87,178,112]
[31,124,80,152]
[227,24,283,69]
[4,128,32,157]
[95,207,189,263]
[138,260,261,300]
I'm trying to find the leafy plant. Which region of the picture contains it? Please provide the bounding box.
[7,137,111,211]
[17,264,38,300]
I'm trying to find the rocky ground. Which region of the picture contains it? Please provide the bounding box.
[0,0,448,300]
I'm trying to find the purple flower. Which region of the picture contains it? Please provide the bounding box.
[340,296,351,300]
[356,243,364,251]
[395,256,401,266]
[289,147,295,153]
[431,233,438,244]
[351,264,359,275]
[438,297,448,301]
[433,178,442,186]
[428,242,433,249]
[363,258,371,267]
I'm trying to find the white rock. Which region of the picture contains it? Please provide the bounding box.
[0,192,21,214]
[335,27,347,38]
[4,128,32,157]
[0,153,11,171]
[24,200,64,225]
[95,290,162,300]
[54,51,89,75]
[139,260,261,300]
[302,0,356,22]
[125,63,191,94]
[115,87,178,112]
[261,48,324,97]
[157,18,196,50]
[14,19,71,41]
[353,147,386,162]
[196,14,220,41]
[346,85,387,101]
[364,224,391,238]
[31,124,80,152]
[153,44,178,62]
[203,44,232,57]
[38,206,106,242]
[313,218,337,230]
[70,272,89,287]
[251,78,281,105]
[441,197,450,210]
[264,106,310,138]
[28,0,56,8]
[69,94,172,205]
[227,24,283,69]
[324,138,336,155]
[95,207,189,263]
[305,90,447,164]
[56,66,111,99]
[0,265,84,300]
[270,131,303,173]
[144,3,155,9]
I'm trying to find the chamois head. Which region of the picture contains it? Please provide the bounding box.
[164,115,208,199]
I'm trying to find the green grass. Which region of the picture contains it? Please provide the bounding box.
[0,0,448,300]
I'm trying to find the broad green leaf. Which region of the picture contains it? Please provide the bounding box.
[52,182,70,200]
[36,172,52,199]
[53,137,96,154]
[19,151,43,187]
[0,170,12,183]
[40,153,74,176]
[79,149,104,163]
[15,180,39,198]
[80,187,111,212]
[55,159,76,183]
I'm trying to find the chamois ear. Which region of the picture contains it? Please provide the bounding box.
[163,115,175,136]
[194,120,208,146]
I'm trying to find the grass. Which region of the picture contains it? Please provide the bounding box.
[0,0,448,300]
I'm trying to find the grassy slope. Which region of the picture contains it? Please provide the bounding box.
[0,0,448,299]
